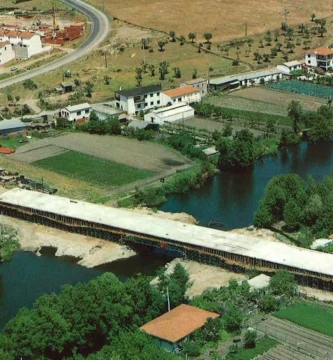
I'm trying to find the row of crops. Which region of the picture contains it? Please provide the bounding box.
[265,80,333,99]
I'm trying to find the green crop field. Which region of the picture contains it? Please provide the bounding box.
[274,301,333,336]
[33,151,155,187]
[226,337,277,360]
[265,80,333,99]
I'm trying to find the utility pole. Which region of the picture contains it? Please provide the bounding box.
[283,8,290,26]
[166,286,170,312]
[104,52,108,68]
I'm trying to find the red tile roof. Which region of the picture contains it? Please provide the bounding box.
[163,85,199,98]
[19,31,35,39]
[140,304,219,343]
[307,48,333,56]
[0,41,9,48]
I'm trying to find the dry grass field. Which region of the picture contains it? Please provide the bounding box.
[10,133,191,173]
[230,87,326,112]
[90,0,332,42]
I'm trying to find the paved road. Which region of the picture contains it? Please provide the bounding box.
[0,0,110,89]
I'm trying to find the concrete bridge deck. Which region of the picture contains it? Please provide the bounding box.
[0,188,333,286]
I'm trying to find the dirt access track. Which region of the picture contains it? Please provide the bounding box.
[9,133,191,173]
[95,0,331,42]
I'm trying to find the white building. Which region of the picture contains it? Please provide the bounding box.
[163,85,201,106]
[0,41,15,65]
[305,48,333,71]
[277,60,303,74]
[209,67,289,91]
[59,103,91,122]
[0,29,49,60]
[114,85,162,115]
[181,78,208,96]
[144,103,194,125]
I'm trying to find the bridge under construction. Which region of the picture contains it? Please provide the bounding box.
[1,188,333,290]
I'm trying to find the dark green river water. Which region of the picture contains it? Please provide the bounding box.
[0,140,332,328]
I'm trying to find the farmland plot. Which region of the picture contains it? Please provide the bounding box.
[266,80,333,99]
[230,87,326,112]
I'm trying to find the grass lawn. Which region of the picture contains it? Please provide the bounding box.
[274,301,333,337]
[0,136,27,149]
[226,337,277,360]
[33,151,155,187]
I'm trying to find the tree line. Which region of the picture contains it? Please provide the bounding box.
[254,173,333,242]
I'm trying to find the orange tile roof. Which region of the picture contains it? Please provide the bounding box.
[163,85,199,98]
[307,48,333,56]
[6,30,19,37]
[0,41,9,48]
[140,304,219,343]
[19,31,35,39]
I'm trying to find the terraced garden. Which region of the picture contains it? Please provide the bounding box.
[265,80,333,99]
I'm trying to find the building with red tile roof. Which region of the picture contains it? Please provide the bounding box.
[163,85,201,105]
[305,47,333,71]
[140,304,219,352]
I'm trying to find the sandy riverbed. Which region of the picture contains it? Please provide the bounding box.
[151,258,246,298]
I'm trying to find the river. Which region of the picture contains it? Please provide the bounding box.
[0,140,332,328]
[161,140,333,228]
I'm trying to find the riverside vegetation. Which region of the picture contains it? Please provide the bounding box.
[0,263,299,360]
[0,225,20,262]
[254,172,333,247]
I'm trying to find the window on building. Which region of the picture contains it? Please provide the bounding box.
[144,102,148,107]
[85,109,89,114]
[150,94,153,97]
[144,95,147,99]
[308,60,311,64]
[77,111,81,115]
[157,92,160,96]
[157,100,160,105]
[178,97,181,102]
[150,101,154,106]
[308,54,310,58]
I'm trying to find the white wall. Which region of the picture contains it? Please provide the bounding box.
[305,54,317,67]
[115,92,162,115]
[163,92,201,106]
[0,43,15,65]
[60,108,91,122]
[145,107,194,125]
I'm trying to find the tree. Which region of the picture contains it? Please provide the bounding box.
[198,42,203,53]
[286,27,294,40]
[253,51,259,61]
[192,69,198,79]
[15,95,20,102]
[179,35,185,45]
[169,30,176,42]
[243,330,257,348]
[141,37,151,50]
[263,53,270,62]
[158,40,166,51]
[217,129,255,170]
[318,26,327,37]
[6,94,13,102]
[85,81,93,98]
[222,123,232,137]
[270,47,278,58]
[283,199,303,230]
[259,39,264,48]
[286,41,295,53]
[173,67,181,78]
[149,64,155,77]
[0,226,19,262]
[202,318,221,342]
[270,270,297,297]
[23,79,37,90]
[56,117,71,129]
[308,115,333,142]
[135,67,143,86]
[258,294,279,313]
[311,13,316,21]
[287,100,303,133]
[224,305,243,332]
[274,31,279,41]
[188,32,196,43]
[257,54,263,63]
[264,31,272,45]
[204,32,213,43]
[276,42,282,51]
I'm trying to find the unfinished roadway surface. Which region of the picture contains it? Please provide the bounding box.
[1,188,333,289]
